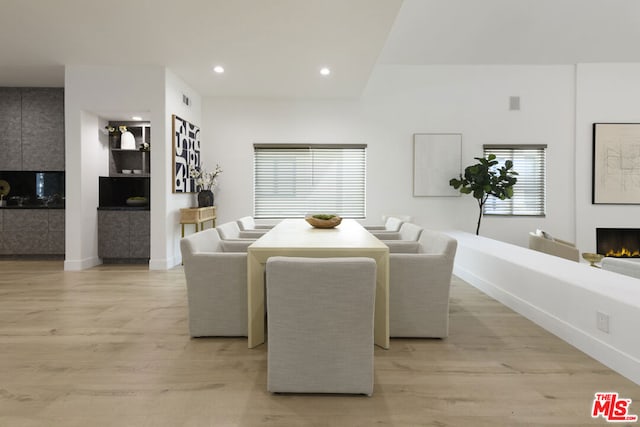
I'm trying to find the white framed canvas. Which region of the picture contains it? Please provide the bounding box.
[593,123,640,204]
[413,133,461,197]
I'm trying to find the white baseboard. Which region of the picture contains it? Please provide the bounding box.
[149,256,180,270]
[64,256,101,271]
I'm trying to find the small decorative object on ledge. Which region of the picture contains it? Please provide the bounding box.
[582,252,604,268]
[119,126,136,150]
[126,196,148,207]
[305,214,342,229]
[0,179,10,207]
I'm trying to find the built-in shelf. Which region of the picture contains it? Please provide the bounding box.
[108,121,151,177]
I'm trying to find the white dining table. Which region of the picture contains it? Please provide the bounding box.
[247,218,390,349]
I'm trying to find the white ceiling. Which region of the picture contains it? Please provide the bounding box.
[1,0,640,98]
[380,0,640,65]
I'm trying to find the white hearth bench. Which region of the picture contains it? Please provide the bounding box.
[446,230,640,386]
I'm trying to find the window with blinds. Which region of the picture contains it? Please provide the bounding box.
[253,144,366,218]
[482,145,546,216]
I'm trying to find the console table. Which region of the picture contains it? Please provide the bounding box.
[179,207,216,237]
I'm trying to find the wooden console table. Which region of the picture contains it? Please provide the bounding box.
[180,207,216,237]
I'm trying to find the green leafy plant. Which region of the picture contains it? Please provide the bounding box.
[449,154,518,235]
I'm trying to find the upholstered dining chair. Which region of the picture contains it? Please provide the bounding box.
[216,221,266,240]
[371,222,423,241]
[180,228,248,337]
[266,256,377,395]
[388,230,457,338]
[363,216,404,232]
[236,216,275,232]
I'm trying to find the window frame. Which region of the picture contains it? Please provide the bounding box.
[482,144,547,217]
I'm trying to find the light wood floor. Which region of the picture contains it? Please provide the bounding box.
[0,261,638,426]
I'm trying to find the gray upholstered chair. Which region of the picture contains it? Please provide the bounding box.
[364,216,404,232]
[389,230,457,338]
[371,222,423,242]
[180,228,248,337]
[528,231,579,262]
[216,221,266,240]
[266,256,377,395]
[237,216,275,231]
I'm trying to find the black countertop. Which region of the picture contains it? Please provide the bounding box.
[97,206,150,211]
[0,205,65,209]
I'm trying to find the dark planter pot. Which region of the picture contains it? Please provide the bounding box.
[197,190,214,207]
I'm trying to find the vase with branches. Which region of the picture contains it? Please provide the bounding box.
[189,163,223,207]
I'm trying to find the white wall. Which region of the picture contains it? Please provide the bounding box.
[575,63,640,254]
[202,65,576,246]
[155,70,202,268]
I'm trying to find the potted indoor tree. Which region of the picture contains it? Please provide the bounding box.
[449,154,518,235]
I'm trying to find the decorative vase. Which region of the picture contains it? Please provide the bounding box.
[197,190,214,207]
[120,131,136,150]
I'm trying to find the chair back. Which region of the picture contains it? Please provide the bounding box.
[216,221,241,239]
[385,216,404,232]
[180,228,222,257]
[237,216,256,231]
[398,222,423,241]
[266,256,376,395]
[418,230,458,257]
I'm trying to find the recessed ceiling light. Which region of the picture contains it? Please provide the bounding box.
[213,65,225,74]
[320,67,331,76]
[131,116,142,121]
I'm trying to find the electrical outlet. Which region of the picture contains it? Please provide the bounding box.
[597,311,610,333]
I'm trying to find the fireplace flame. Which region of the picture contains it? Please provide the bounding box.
[605,247,640,257]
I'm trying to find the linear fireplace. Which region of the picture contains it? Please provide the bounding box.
[596,228,640,257]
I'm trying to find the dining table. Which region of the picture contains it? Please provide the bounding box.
[247,218,390,349]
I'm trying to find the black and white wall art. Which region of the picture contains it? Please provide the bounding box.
[172,115,201,193]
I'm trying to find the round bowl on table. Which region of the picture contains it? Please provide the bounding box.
[305,215,342,229]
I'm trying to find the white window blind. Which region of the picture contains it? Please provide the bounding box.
[253,144,366,218]
[483,145,546,216]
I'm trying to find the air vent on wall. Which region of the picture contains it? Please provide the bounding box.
[182,94,191,107]
[509,96,520,111]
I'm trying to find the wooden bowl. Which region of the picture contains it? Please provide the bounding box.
[305,215,342,229]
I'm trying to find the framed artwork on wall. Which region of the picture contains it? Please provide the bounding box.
[172,114,201,193]
[413,133,461,197]
[592,123,640,204]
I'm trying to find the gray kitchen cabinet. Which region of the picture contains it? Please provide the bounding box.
[129,211,150,258]
[48,209,65,254]
[0,209,64,255]
[0,88,22,170]
[21,88,65,171]
[98,210,150,260]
